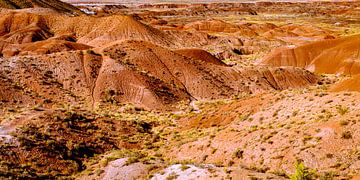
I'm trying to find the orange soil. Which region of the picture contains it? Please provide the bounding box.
[262,34,360,75]
[331,75,360,92]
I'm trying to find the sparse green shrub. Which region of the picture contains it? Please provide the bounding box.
[166,172,179,180]
[341,131,352,139]
[180,164,190,171]
[292,110,299,117]
[202,155,208,162]
[125,151,147,165]
[290,161,316,180]
[336,105,349,115]
[233,148,243,159]
[211,148,217,154]
[86,49,101,56]
[339,120,349,126]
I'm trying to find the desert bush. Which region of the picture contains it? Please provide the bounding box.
[233,148,244,159]
[336,105,349,115]
[341,131,352,139]
[290,161,316,180]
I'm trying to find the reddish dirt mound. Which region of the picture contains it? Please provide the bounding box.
[51,15,176,47]
[0,0,83,14]
[261,34,360,75]
[150,19,168,26]
[0,12,176,56]
[51,15,217,48]
[239,67,318,91]
[261,24,334,41]
[0,11,219,57]
[183,19,257,36]
[184,19,242,33]
[280,24,333,38]
[0,12,83,56]
[0,45,191,111]
[0,12,52,43]
[0,40,318,111]
[248,23,278,34]
[2,39,91,57]
[331,75,360,92]
[21,39,90,53]
[262,28,298,38]
[174,48,227,66]
[98,40,318,108]
[182,20,333,44]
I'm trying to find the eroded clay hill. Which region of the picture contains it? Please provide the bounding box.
[183,19,257,36]
[182,19,334,42]
[0,11,217,57]
[49,15,177,48]
[261,34,360,75]
[0,40,318,111]
[51,14,217,48]
[0,0,83,14]
[174,48,227,66]
[0,12,92,57]
[100,40,318,105]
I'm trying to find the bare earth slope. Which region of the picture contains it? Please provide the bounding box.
[98,40,318,109]
[261,34,360,75]
[0,39,318,111]
[0,11,217,57]
[166,91,360,177]
[331,75,360,92]
[0,0,83,14]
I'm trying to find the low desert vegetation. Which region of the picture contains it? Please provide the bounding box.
[290,161,316,180]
